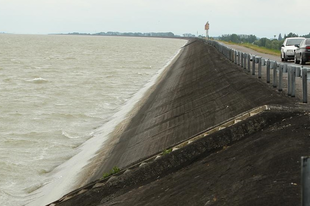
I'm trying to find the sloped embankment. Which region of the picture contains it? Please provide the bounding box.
[90,38,296,179]
[49,38,308,206]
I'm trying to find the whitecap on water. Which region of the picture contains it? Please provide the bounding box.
[26,77,48,84]
[61,131,80,139]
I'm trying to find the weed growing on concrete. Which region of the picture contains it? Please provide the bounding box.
[162,148,172,155]
[103,166,121,178]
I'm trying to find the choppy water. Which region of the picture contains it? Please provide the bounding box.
[0,34,186,205]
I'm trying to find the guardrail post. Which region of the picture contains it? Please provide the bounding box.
[238,51,241,66]
[278,64,283,91]
[235,50,237,64]
[226,47,229,59]
[302,156,310,206]
[232,50,234,62]
[302,68,308,103]
[252,55,256,75]
[257,57,262,78]
[266,60,270,83]
[288,66,292,96]
[296,67,301,77]
[272,62,277,88]
[291,66,296,97]
[247,54,251,73]
[241,53,244,68]
[244,53,247,70]
[283,64,288,73]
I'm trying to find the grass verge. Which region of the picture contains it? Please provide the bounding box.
[219,41,280,56]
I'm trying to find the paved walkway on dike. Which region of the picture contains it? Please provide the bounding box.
[50,39,310,206]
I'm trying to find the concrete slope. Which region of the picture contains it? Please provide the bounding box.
[90,38,296,181]
[50,107,310,206]
[48,38,306,206]
[98,109,310,206]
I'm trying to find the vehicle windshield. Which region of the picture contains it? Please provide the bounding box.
[286,39,304,46]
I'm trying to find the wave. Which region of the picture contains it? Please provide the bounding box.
[61,131,82,139]
[3,136,40,146]
[26,77,48,84]
[23,38,188,206]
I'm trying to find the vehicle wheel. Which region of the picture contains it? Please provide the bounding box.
[294,54,300,64]
[281,53,284,61]
[300,54,305,65]
[283,54,287,62]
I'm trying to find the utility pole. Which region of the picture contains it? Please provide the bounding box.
[205,22,210,39]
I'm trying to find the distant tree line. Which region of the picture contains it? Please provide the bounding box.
[93,31,175,37]
[219,32,310,51]
[220,34,257,44]
[66,31,178,37]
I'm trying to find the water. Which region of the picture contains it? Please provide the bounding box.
[0,34,186,205]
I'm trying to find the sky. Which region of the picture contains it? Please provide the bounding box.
[0,0,309,38]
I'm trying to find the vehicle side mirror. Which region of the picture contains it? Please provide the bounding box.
[295,44,300,48]
[281,45,284,47]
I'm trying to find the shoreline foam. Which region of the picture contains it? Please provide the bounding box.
[28,40,187,206]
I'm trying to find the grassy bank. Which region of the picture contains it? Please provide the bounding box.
[220,41,280,56]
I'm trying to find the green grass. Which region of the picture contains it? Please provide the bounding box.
[219,41,280,56]
[162,148,173,155]
[241,43,280,56]
[102,166,121,178]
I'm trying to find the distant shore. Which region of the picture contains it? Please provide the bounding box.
[52,31,198,38]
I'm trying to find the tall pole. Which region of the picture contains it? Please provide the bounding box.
[205,22,209,40]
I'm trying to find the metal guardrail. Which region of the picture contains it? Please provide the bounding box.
[208,40,310,205]
[206,40,310,103]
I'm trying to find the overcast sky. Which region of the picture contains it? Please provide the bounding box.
[0,0,308,38]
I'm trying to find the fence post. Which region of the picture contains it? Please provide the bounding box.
[278,64,283,91]
[292,66,296,97]
[302,68,308,103]
[235,50,237,64]
[252,55,256,75]
[244,53,247,70]
[272,62,277,88]
[288,66,292,96]
[238,51,241,66]
[302,156,310,206]
[266,60,270,83]
[283,63,288,73]
[296,67,301,77]
[247,54,251,73]
[258,57,262,78]
[241,53,244,68]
